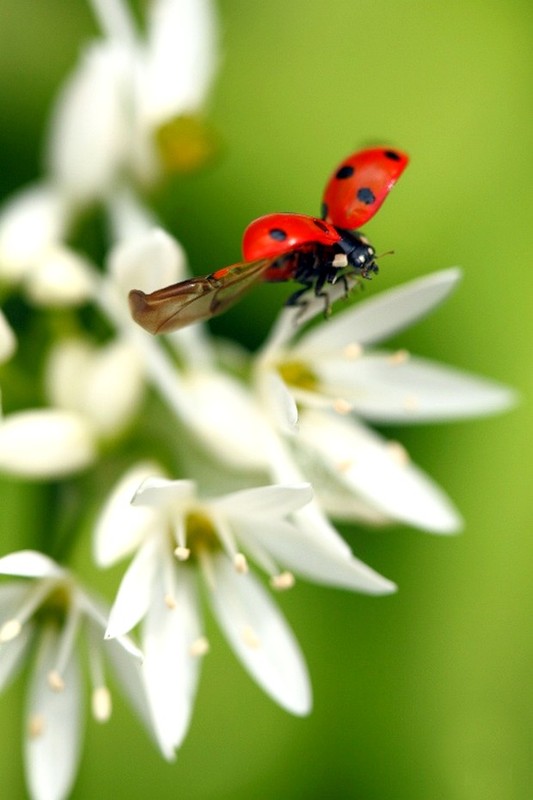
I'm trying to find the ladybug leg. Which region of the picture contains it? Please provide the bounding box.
[286,283,333,321]
[285,282,314,308]
[336,273,351,297]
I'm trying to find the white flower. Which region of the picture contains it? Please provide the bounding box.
[94,465,395,757]
[0,184,70,285]
[45,337,145,439]
[0,550,152,800]
[0,0,218,297]
[47,0,219,196]
[46,40,132,204]
[255,269,516,533]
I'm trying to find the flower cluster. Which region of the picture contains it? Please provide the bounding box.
[0,1,515,798]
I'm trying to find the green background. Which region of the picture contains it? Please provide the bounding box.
[0,0,531,798]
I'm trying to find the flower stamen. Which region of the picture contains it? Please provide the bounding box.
[189,636,210,657]
[92,686,112,723]
[336,459,354,473]
[343,342,363,360]
[47,669,65,692]
[270,571,295,591]
[233,553,248,574]
[0,578,57,642]
[164,593,177,609]
[332,397,353,415]
[388,349,410,365]
[0,618,22,643]
[28,714,45,739]
[386,440,410,465]
[87,625,113,722]
[174,546,191,561]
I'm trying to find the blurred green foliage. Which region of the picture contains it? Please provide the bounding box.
[0,0,531,798]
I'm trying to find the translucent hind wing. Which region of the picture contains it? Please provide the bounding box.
[128,259,270,334]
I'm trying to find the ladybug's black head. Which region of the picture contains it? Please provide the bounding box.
[336,230,377,276]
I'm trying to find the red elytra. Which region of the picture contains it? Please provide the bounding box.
[323,147,409,230]
[129,147,409,334]
[242,213,341,261]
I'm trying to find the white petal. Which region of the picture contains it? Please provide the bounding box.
[102,631,154,733]
[299,409,462,534]
[295,459,393,525]
[0,619,34,691]
[0,583,36,690]
[46,340,92,411]
[257,369,299,434]
[291,503,353,558]
[236,519,395,595]
[105,538,160,638]
[140,0,218,126]
[317,489,392,525]
[295,268,462,354]
[46,41,129,202]
[94,462,164,567]
[142,560,201,757]
[260,274,360,356]
[0,582,33,620]
[86,341,145,435]
[319,351,517,423]
[210,555,311,715]
[0,184,67,282]
[107,227,187,296]
[0,409,96,478]
[0,551,64,579]
[24,245,96,307]
[88,0,138,44]
[47,338,145,437]
[0,311,16,363]
[211,483,313,519]
[78,592,143,662]
[177,371,276,470]
[132,476,196,508]
[262,442,354,559]
[25,626,83,800]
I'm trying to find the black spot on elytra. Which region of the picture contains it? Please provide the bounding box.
[384,150,401,161]
[357,187,375,205]
[335,165,354,179]
[269,228,287,241]
[313,219,329,233]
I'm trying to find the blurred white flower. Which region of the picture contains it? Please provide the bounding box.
[0,184,70,285]
[94,464,395,757]
[254,269,517,533]
[0,0,218,295]
[45,337,145,439]
[47,0,219,197]
[46,40,132,204]
[0,550,152,800]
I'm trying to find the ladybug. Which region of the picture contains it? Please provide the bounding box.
[129,147,409,334]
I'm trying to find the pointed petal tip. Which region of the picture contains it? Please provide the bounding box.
[422,510,464,536]
[373,577,398,595]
